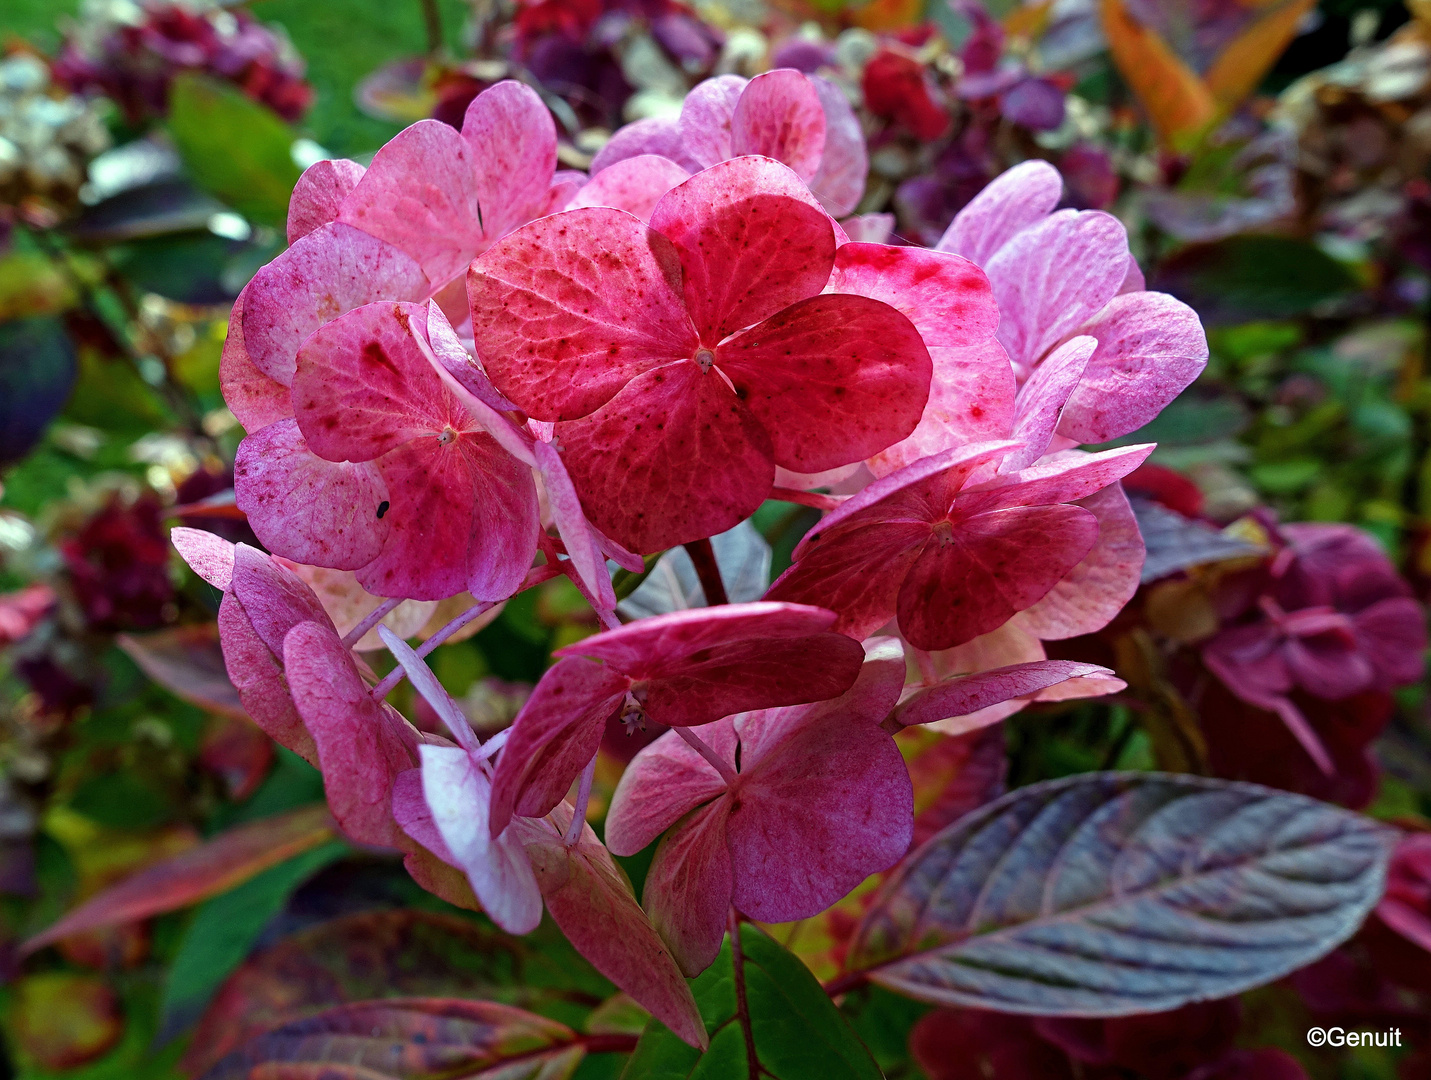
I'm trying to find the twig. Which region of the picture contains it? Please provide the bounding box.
[417,0,444,54]
[676,726,737,787]
[769,486,844,511]
[683,537,728,606]
[342,597,404,648]
[728,910,761,1079]
[565,754,597,846]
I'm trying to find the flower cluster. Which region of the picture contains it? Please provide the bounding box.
[183,74,1212,1040]
[0,52,110,220]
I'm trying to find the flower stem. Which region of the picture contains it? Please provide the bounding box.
[683,538,728,606]
[342,597,403,648]
[676,726,738,787]
[769,486,845,511]
[564,753,597,846]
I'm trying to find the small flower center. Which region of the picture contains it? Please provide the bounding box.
[694,348,716,373]
[933,520,956,546]
[436,426,459,446]
[618,690,647,735]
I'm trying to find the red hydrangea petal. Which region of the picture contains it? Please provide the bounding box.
[730,69,826,180]
[461,80,558,242]
[571,155,691,223]
[171,526,234,591]
[936,159,1063,265]
[534,440,615,611]
[897,504,1101,649]
[827,243,998,348]
[717,293,931,472]
[954,444,1154,517]
[555,361,774,553]
[1016,484,1144,640]
[677,74,747,168]
[1001,335,1095,474]
[605,720,734,856]
[807,75,867,218]
[590,115,697,174]
[1057,291,1210,444]
[642,799,734,976]
[242,222,429,385]
[287,158,365,245]
[891,659,1119,729]
[284,620,419,848]
[869,343,1017,478]
[217,590,316,764]
[337,120,485,286]
[649,157,835,344]
[220,292,292,432]
[487,657,630,835]
[234,420,389,571]
[469,208,698,422]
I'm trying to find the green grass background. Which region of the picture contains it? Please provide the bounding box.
[4,0,473,157]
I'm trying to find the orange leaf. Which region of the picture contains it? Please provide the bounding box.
[1204,0,1318,110]
[1100,0,1216,143]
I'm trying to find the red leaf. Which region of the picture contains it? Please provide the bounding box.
[117,623,248,721]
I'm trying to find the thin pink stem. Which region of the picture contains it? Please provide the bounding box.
[342,597,403,649]
[769,486,845,511]
[564,753,598,846]
[676,726,738,787]
[912,647,939,687]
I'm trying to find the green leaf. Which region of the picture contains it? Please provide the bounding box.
[157,839,349,1039]
[0,315,77,467]
[622,924,881,1080]
[166,73,302,228]
[1153,236,1358,325]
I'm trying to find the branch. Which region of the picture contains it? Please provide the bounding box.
[683,538,728,606]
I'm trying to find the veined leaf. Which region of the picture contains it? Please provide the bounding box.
[24,804,333,953]
[199,998,591,1080]
[118,623,248,721]
[622,923,881,1079]
[1099,0,1215,145]
[845,772,1395,1015]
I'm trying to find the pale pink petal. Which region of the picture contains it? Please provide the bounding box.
[488,657,630,834]
[1119,256,1145,294]
[220,292,292,432]
[217,591,316,764]
[936,159,1063,265]
[924,619,1046,679]
[897,503,1101,650]
[541,169,586,215]
[1057,291,1210,443]
[839,213,893,243]
[1016,483,1144,639]
[985,209,1130,369]
[954,444,1155,517]
[1001,335,1095,474]
[284,620,419,848]
[527,806,707,1045]
[892,659,1117,730]
[424,300,518,414]
[242,222,429,385]
[419,744,542,933]
[284,564,434,650]
[677,74,748,167]
[171,526,234,590]
[570,155,691,223]
[287,158,365,244]
[827,243,997,348]
[534,440,615,611]
[1031,671,1127,702]
[868,342,1017,478]
[730,69,826,180]
[808,76,867,218]
[716,293,931,472]
[605,721,732,856]
[234,420,389,571]
[378,626,475,751]
[469,208,698,422]
[338,120,484,286]
[462,80,558,239]
[642,799,734,976]
[555,361,774,553]
[590,116,697,174]
[649,157,835,344]
[392,768,455,865]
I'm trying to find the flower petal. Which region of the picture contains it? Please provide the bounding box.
[571,154,691,223]
[1001,335,1095,474]
[461,80,558,242]
[827,243,998,348]
[605,720,733,856]
[590,116,697,174]
[807,76,867,218]
[730,69,826,180]
[287,158,365,244]
[892,659,1119,730]
[936,159,1062,265]
[220,292,292,432]
[642,800,734,976]
[677,74,748,168]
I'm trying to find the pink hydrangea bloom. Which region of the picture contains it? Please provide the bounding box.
[586,68,868,218]
[469,157,936,552]
[765,441,1152,650]
[605,639,913,973]
[487,601,866,835]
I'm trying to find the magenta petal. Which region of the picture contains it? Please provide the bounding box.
[954,444,1155,517]
[1002,335,1096,474]
[284,620,419,848]
[229,544,330,658]
[936,159,1062,265]
[171,526,234,590]
[242,222,429,385]
[287,158,365,244]
[605,720,733,856]
[571,154,691,223]
[461,80,557,242]
[717,293,931,472]
[1057,291,1210,443]
[220,292,292,432]
[643,800,734,976]
[469,208,698,422]
[591,116,697,174]
[898,504,1101,649]
[535,440,615,611]
[234,420,388,571]
[217,591,316,764]
[418,744,542,934]
[1017,483,1144,640]
[730,69,826,180]
[892,659,1117,729]
[556,361,774,553]
[868,342,1017,478]
[807,75,867,218]
[1356,596,1429,686]
[338,120,485,286]
[488,657,629,835]
[677,74,748,168]
[985,209,1130,369]
[649,157,835,343]
[828,243,998,348]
